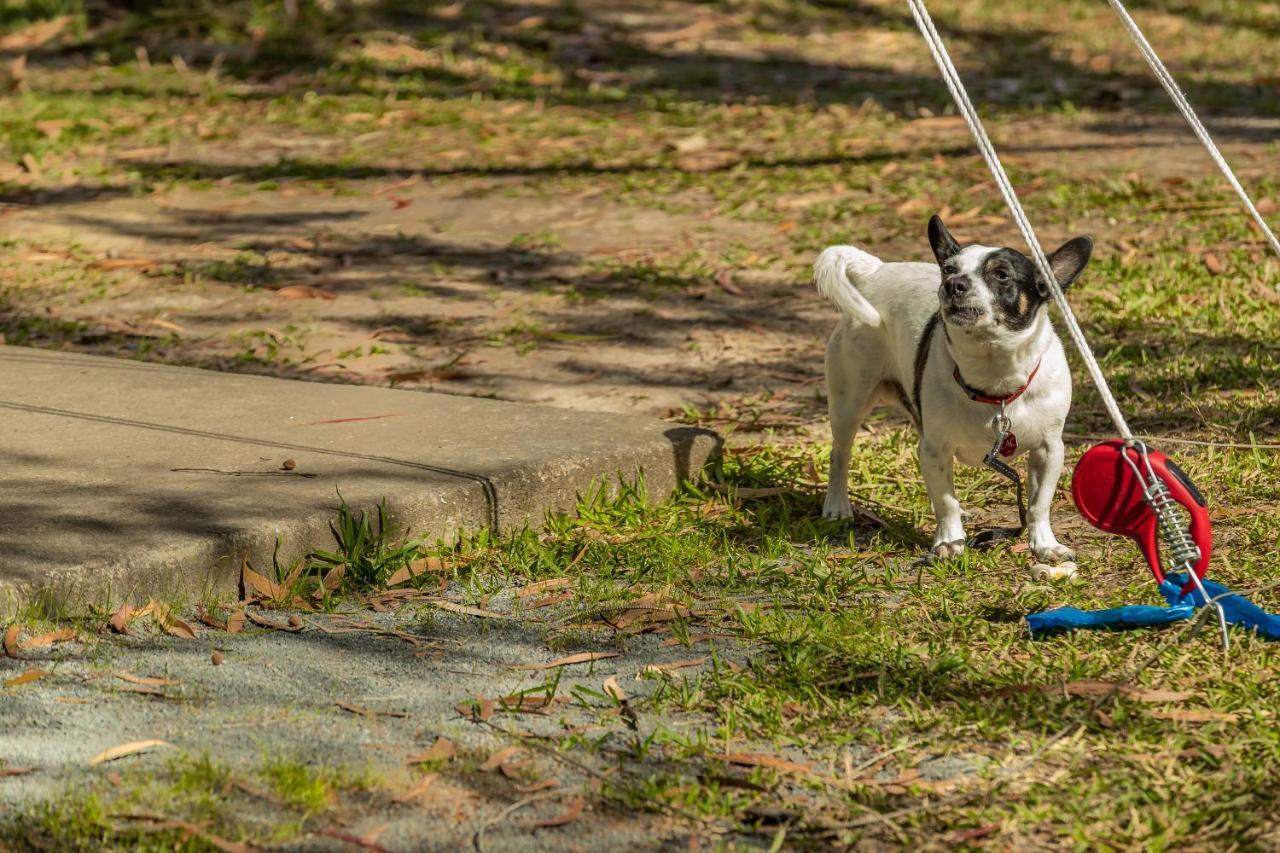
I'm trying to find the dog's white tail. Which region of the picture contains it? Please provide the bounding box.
[814,245,883,326]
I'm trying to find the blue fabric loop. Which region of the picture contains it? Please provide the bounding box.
[1027,573,1280,641]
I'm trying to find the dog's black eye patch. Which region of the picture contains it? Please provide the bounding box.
[983,249,1043,331]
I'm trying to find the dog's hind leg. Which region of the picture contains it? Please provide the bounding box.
[822,327,883,520]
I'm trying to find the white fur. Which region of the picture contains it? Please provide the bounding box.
[817,244,1074,562]
[814,245,883,327]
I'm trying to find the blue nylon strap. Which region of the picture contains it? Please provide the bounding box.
[1026,573,1280,641]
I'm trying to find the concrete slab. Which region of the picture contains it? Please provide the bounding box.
[0,347,719,615]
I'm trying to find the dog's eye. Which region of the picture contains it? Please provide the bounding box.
[993,270,1009,282]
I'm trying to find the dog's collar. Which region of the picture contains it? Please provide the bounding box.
[953,358,1042,406]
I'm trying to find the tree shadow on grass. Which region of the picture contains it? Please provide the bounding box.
[14,0,1279,119]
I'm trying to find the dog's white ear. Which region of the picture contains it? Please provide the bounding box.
[1042,236,1093,294]
[928,214,960,266]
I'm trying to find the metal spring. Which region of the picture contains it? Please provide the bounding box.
[1145,478,1201,570]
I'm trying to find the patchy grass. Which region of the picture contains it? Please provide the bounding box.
[0,752,380,851]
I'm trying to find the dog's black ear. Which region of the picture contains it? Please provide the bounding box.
[928,214,961,266]
[1041,236,1093,294]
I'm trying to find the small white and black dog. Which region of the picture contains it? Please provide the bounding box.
[814,215,1091,561]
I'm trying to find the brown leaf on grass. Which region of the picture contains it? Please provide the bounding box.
[194,608,227,631]
[314,564,346,599]
[275,284,337,300]
[393,772,438,804]
[525,592,573,610]
[109,603,136,635]
[425,599,509,620]
[533,797,585,828]
[0,16,71,51]
[644,658,707,674]
[517,652,619,671]
[719,752,816,775]
[115,671,180,687]
[226,610,246,633]
[405,737,456,765]
[387,557,444,587]
[1149,708,1239,723]
[242,560,285,601]
[4,669,50,687]
[1051,680,1194,702]
[163,618,197,640]
[1203,252,1227,275]
[516,778,560,793]
[0,767,34,778]
[480,746,524,772]
[335,701,408,719]
[713,268,744,296]
[89,739,172,765]
[455,699,496,722]
[498,695,562,714]
[518,577,572,598]
[89,257,156,271]
[389,195,414,210]
[245,611,303,633]
[3,626,20,657]
[602,676,626,702]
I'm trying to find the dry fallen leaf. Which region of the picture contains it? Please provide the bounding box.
[163,618,197,640]
[498,695,561,714]
[3,626,20,657]
[518,652,619,671]
[4,669,50,688]
[115,671,180,687]
[387,557,444,587]
[393,772,438,804]
[713,268,744,296]
[108,603,136,635]
[335,701,408,719]
[0,766,34,778]
[516,778,560,793]
[275,284,337,300]
[534,797,585,828]
[720,752,817,775]
[242,560,285,601]
[89,739,173,765]
[480,746,524,772]
[455,698,496,722]
[245,611,302,632]
[226,610,246,634]
[21,628,77,650]
[1051,680,1194,703]
[89,257,156,271]
[602,675,626,702]
[425,599,509,620]
[1203,252,1226,275]
[405,737,456,765]
[644,658,708,674]
[518,577,572,598]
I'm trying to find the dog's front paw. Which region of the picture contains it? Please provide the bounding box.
[1032,543,1075,564]
[822,494,854,520]
[930,540,966,561]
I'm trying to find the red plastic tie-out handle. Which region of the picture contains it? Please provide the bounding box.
[1072,440,1211,594]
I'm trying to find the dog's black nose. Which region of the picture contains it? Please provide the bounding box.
[944,276,969,298]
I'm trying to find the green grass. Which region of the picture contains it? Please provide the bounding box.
[0,752,378,851]
[411,447,1280,847]
[2,0,1280,846]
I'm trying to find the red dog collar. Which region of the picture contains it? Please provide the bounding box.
[953,358,1041,406]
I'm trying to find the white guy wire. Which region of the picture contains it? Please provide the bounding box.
[905,0,1134,440]
[1107,0,1280,260]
